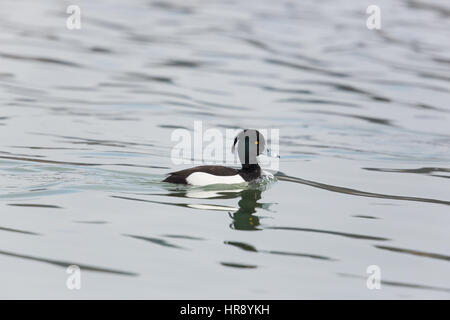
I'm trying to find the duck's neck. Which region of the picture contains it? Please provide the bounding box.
[241,163,261,172]
[238,163,261,182]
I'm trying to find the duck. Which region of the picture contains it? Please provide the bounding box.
[163,129,266,186]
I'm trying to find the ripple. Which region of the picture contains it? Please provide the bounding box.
[220,262,257,269]
[363,166,450,179]
[338,273,450,294]
[163,234,205,241]
[299,110,395,126]
[124,234,185,250]
[8,203,62,209]
[0,249,138,276]
[225,241,335,261]
[375,245,450,262]
[0,226,40,236]
[267,226,389,241]
[0,52,82,68]
[265,58,349,78]
[276,172,450,206]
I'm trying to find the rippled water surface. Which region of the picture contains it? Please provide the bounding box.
[1,0,449,299]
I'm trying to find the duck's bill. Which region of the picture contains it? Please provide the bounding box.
[257,148,280,168]
[265,147,280,159]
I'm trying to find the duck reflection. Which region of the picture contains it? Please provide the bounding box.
[149,186,274,231]
[228,189,263,230]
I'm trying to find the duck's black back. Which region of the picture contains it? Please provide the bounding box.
[163,165,239,184]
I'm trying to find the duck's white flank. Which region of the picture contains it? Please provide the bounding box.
[185,172,246,186]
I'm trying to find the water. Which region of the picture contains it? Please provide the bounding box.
[0,0,449,299]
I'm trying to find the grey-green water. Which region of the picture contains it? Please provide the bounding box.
[0,0,449,299]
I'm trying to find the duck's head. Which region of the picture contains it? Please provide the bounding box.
[232,129,266,166]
